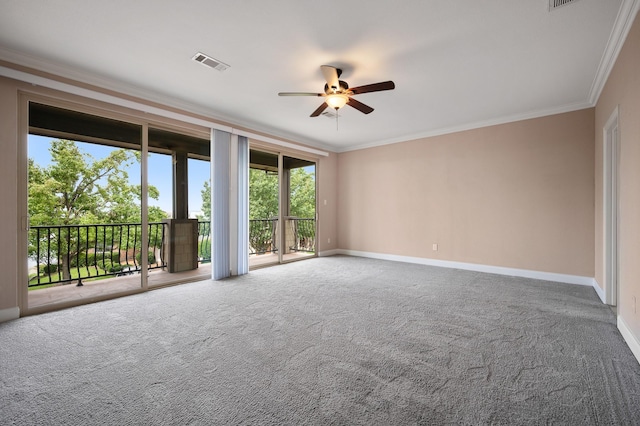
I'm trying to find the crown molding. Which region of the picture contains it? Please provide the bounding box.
[335,101,594,153]
[0,47,335,154]
[589,0,640,104]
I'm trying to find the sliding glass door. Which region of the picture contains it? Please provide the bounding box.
[249,149,280,268]
[146,127,211,288]
[26,103,144,310]
[281,155,316,262]
[248,149,316,269]
[23,97,317,313]
[24,100,212,312]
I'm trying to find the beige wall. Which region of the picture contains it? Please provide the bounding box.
[318,152,338,253]
[0,77,19,312]
[337,109,595,277]
[595,12,640,339]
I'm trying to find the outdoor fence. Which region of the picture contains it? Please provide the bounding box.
[249,219,278,255]
[248,218,316,255]
[29,217,314,288]
[197,221,211,263]
[291,218,316,253]
[29,221,211,288]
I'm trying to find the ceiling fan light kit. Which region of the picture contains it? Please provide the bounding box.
[278,65,395,120]
[325,94,349,110]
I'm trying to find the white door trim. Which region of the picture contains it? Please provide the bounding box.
[603,106,620,306]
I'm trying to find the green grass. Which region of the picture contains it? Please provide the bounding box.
[28,266,111,290]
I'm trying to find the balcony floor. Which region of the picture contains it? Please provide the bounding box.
[27,252,315,312]
[249,251,314,267]
[28,264,212,311]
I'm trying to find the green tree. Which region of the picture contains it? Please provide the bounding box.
[28,139,166,281]
[249,169,278,220]
[198,166,315,254]
[199,167,315,221]
[289,167,315,219]
[200,179,211,220]
[288,167,316,247]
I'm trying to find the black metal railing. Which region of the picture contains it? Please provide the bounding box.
[198,221,211,263]
[28,217,313,287]
[249,219,278,255]
[248,218,316,255]
[29,221,212,288]
[290,218,316,253]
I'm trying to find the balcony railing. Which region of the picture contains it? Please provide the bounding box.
[291,218,315,253]
[249,219,278,255]
[197,221,211,263]
[29,221,211,288]
[248,218,316,255]
[28,218,314,288]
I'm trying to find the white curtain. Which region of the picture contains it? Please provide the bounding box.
[236,136,249,275]
[211,129,230,280]
[210,130,249,279]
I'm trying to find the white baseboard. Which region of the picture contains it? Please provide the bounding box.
[318,249,340,257]
[618,315,640,365]
[336,249,595,287]
[0,307,20,323]
[591,278,606,303]
[333,249,639,365]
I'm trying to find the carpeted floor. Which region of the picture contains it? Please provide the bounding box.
[1,255,639,425]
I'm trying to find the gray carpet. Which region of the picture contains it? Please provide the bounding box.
[1,255,639,425]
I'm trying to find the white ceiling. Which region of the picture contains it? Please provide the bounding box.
[0,0,636,152]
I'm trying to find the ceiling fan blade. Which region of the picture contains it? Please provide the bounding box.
[349,81,395,95]
[347,97,374,114]
[320,65,340,91]
[278,92,324,96]
[310,103,329,117]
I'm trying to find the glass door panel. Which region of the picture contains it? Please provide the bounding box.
[189,158,212,273]
[249,149,280,268]
[27,103,143,310]
[146,127,211,287]
[282,156,316,262]
[145,150,172,288]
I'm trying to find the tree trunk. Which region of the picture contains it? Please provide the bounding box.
[60,257,72,282]
[59,227,73,283]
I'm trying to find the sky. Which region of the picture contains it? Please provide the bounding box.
[28,135,210,216]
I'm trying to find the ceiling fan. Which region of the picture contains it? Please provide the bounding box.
[278,65,395,117]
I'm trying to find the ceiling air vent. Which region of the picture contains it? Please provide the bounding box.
[549,0,581,11]
[192,52,230,72]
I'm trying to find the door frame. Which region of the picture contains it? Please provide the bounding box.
[248,142,318,268]
[279,153,318,264]
[603,106,620,307]
[19,94,150,314]
[19,91,211,314]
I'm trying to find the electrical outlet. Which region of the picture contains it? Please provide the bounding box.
[433,243,438,251]
[634,296,637,314]
[328,238,331,244]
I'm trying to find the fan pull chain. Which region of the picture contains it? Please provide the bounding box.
[335,107,339,131]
